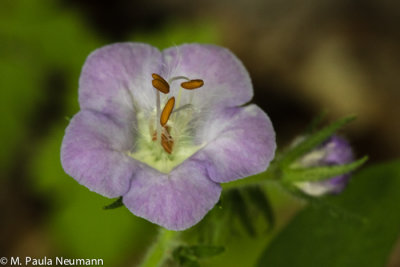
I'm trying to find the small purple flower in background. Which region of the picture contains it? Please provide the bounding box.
[295,135,354,196]
[61,43,276,230]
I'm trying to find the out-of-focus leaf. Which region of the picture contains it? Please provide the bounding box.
[257,160,400,267]
[280,116,356,167]
[192,185,275,248]
[173,245,225,267]
[283,156,368,183]
[305,110,328,134]
[131,21,221,50]
[193,196,233,245]
[0,56,41,173]
[103,197,124,210]
[230,190,256,237]
[0,0,101,173]
[185,180,300,267]
[174,245,225,259]
[189,245,225,258]
[242,186,275,230]
[30,124,157,265]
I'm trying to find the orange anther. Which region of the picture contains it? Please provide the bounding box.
[160,97,175,126]
[161,131,174,154]
[181,79,204,90]
[152,73,164,80]
[152,79,170,94]
[152,73,170,94]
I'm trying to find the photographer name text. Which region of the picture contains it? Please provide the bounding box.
[0,256,104,266]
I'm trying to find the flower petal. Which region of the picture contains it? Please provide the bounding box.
[122,160,221,231]
[79,43,162,123]
[162,44,252,110]
[296,174,350,196]
[193,104,276,183]
[308,136,354,195]
[61,110,137,198]
[323,135,354,164]
[326,174,350,193]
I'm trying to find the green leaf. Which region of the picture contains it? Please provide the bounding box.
[189,245,225,258]
[283,156,368,183]
[242,186,275,230]
[130,21,221,50]
[231,190,256,236]
[280,116,356,167]
[257,160,400,267]
[305,110,328,134]
[173,245,225,266]
[103,197,124,210]
[174,257,200,267]
[190,194,233,245]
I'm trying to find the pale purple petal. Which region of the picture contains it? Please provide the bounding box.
[325,174,351,193]
[62,42,277,230]
[192,104,276,183]
[322,135,354,165]
[122,160,221,231]
[79,43,162,123]
[162,44,253,110]
[318,136,354,193]
[61,110,138,198]
[297,135,354,196]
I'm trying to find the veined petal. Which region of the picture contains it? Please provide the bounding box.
[62,42,277,231]
[193,105,276,183]
[122,160,221,231]
[162,44,253,110]
[79,43,162,123]
[61,110,138,198]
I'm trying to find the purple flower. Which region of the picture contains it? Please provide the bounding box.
[61,43,276,230]
[295,135,354,196]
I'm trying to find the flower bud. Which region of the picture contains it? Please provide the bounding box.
[295,135,354,196]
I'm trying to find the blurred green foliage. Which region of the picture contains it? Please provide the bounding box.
[130,21,221,50]
[0,0,100,173]
[30,125,156,265]
[0,0,224,266]
[258,160,400,267]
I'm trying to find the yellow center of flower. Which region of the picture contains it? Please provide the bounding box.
[128,73,204,173]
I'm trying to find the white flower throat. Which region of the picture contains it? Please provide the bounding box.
[128,73,204,173]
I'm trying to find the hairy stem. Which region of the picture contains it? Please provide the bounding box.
[140,228,179,267]
[222,162,280,190]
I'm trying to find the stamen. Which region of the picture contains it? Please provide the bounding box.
[161,135,173,154]
[167,75,189,111]
[152,73,165,80]
[152,73,170,94]
[160,97,175,126]
[168,76,189,84]
[161,126,174,154]
[156,90,161,141]
[181,79,204,90]
[172,103,193,114]
[175,84,183,115]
